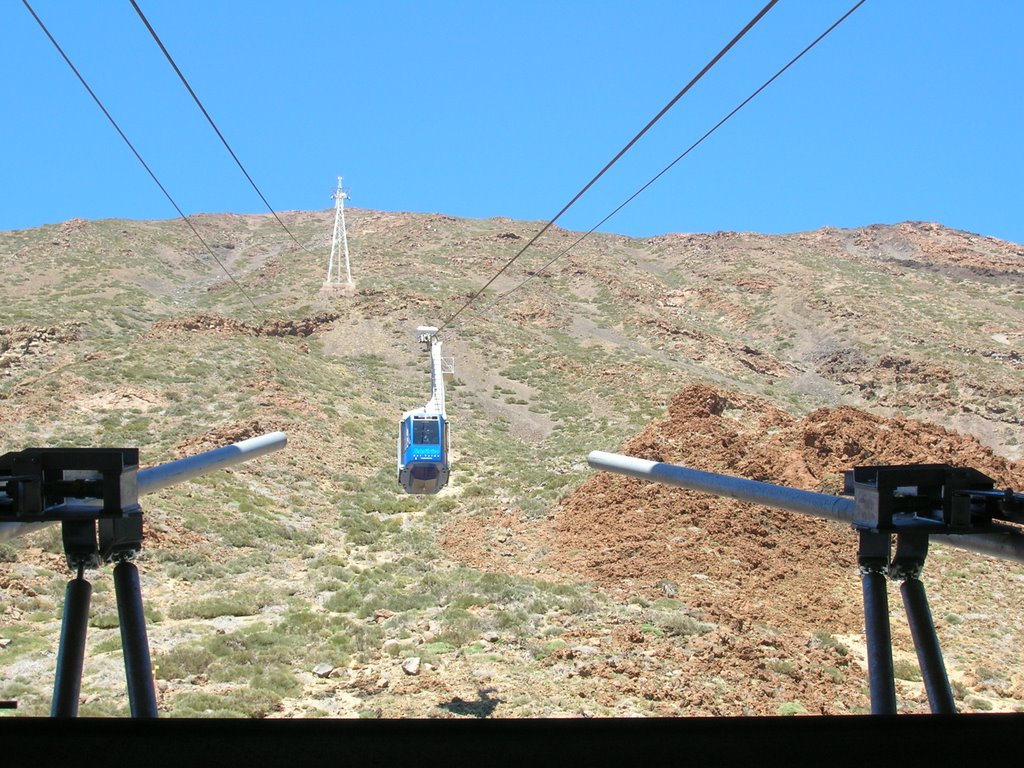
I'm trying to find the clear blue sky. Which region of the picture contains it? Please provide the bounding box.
[2,1,1022,244]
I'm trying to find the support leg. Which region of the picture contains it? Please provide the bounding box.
[858,530,896,715]
[861,567,897,714]
[113,560,158,718]
[51,569,91,717]
[901,577,956,714]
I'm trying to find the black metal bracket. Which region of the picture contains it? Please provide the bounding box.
[1,448,143,569]
[847,464,988,715]
[1,447,140,516]
[847,462,1021,533]
[1,447,155,717]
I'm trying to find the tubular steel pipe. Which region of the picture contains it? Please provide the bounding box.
[51,575,92,717]
[137,431,287,495]
[586,451,1024,564]
[587,451,856,522]
[113,560,158,718]
[861,568,897,715]
[931,526,1024,565]
[901,577,956,714]
[0,432,288,543]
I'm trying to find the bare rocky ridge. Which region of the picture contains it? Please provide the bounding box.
[0,211,1022,717]
[444,384,1024,714]
[0,325,80,376]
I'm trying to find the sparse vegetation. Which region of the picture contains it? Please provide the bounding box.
[778,701,808,716]
[2,211,1022,719]
[893,660,923,682]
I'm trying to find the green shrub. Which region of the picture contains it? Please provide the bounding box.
[893,660,922,682]
[769,660,798,678]
[168,592,265,620]
[169,689,282,718]
[811,631,849,656]
[89,612,120,630]
[156,644,217,680]
[965,696,994,712]
[778,701,807,716]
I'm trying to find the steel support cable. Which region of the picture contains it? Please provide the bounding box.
[22,0,263,315]
[437,0,780,333]
[497,0,868,303]
[129,0,313,256]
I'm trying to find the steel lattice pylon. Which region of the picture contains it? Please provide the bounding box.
[325,176,353,288]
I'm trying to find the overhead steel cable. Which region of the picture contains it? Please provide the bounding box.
[437,0,779,333]
[497,0,868,302]
[22,0,263,315]
[129,0,313,256]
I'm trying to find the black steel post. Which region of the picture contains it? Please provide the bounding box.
[51,571,91,717]
[861,566,897,714]
[900,577,956,714]
[858,530,896,715]
[112,560,158,718]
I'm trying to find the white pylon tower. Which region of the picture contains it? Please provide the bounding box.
[325,176,354,288]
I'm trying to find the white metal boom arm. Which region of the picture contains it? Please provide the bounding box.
[418,326,454,417]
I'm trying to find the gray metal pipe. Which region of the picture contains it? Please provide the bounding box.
[931,526,1024,565]
[587,450,1024,565]
[587,450,856,522]
[137,431,287,495]
[0,432,288,543]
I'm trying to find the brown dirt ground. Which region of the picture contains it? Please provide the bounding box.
[442,384,1024,714]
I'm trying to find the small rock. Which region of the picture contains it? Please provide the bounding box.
[472,667,495,681]
[313,663,335,679]
[482,631,500,643]
[401,657,421,676]
[0,638,11,649]
[372,609,394,623]
[376,677,389,689]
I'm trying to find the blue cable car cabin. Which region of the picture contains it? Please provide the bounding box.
[397,411,450,494]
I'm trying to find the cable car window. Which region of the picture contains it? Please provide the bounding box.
[413,419,440,445]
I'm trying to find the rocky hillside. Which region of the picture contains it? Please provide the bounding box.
[1,210,1022,717]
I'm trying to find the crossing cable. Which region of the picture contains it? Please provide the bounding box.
[129,0,314,256]
[437,0,779,333]
[496,0,868,303]
[22,0,263,315]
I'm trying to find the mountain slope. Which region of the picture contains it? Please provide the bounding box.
[1,211,1021,717]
